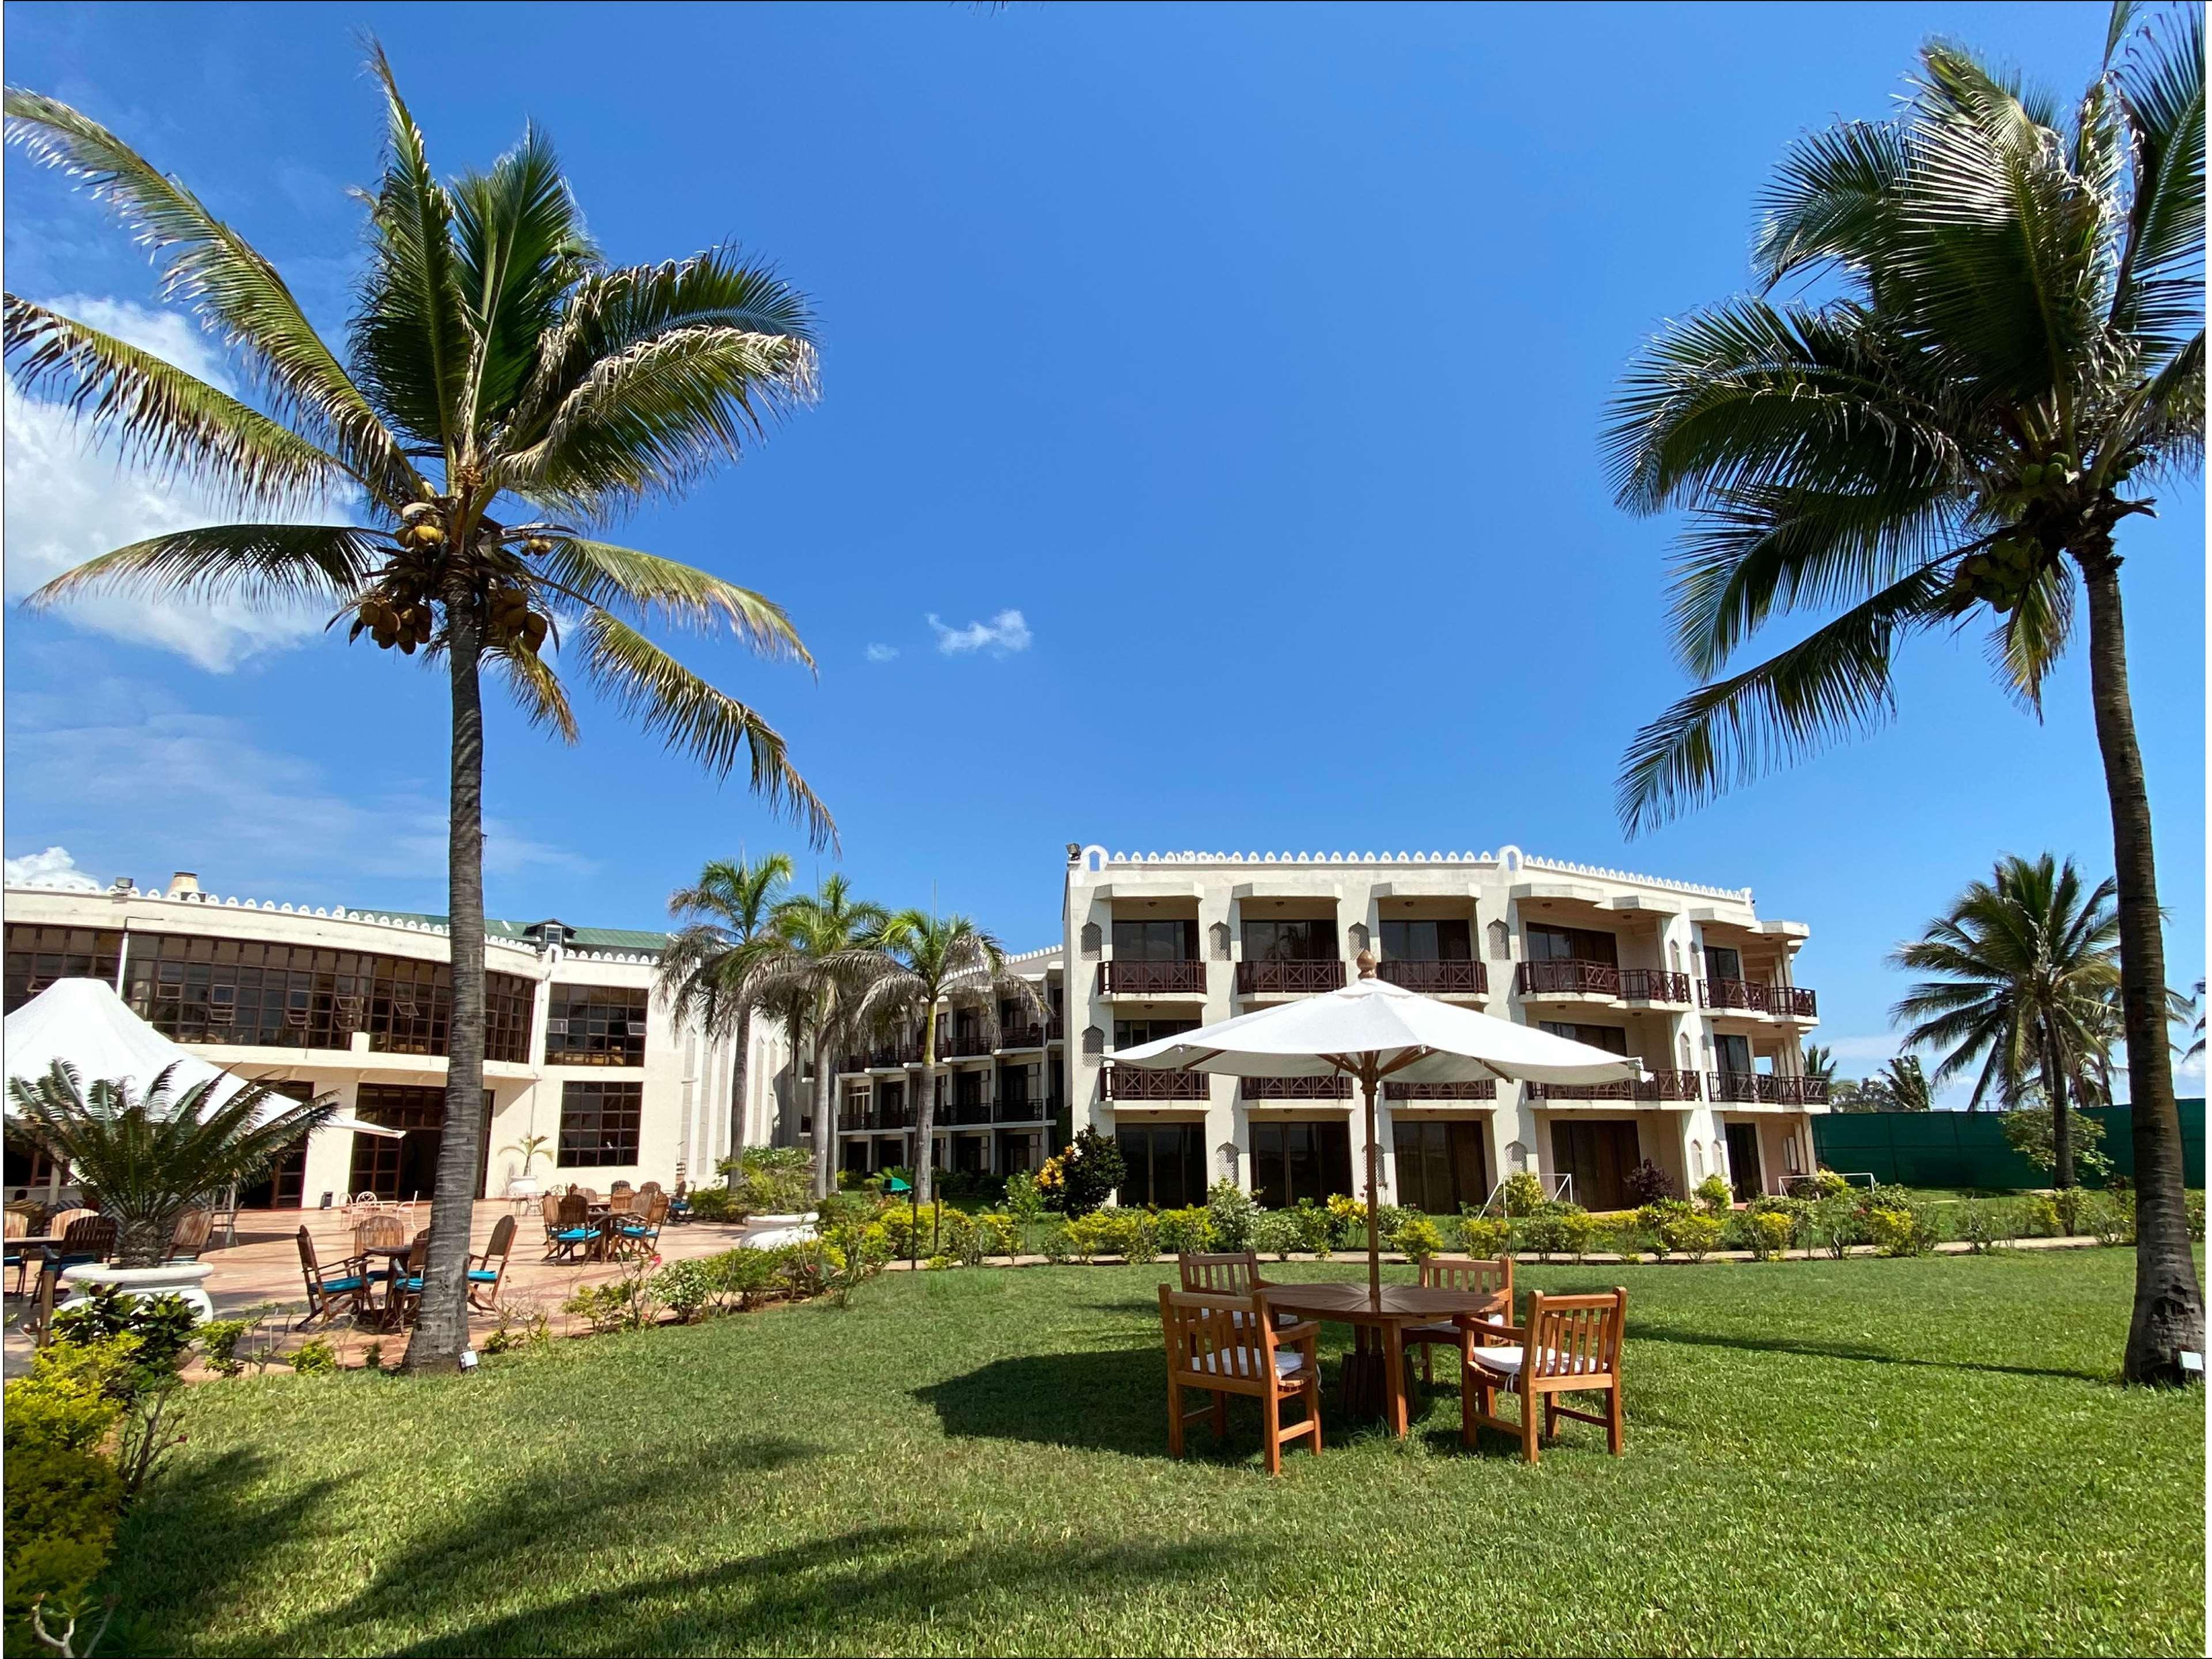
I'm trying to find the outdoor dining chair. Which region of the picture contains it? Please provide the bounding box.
[1158,1286,1322,1476]
[545,1193,598,1262]
[607,1190,634,1215]
[167,1208,216,1263]
[4,1209,31,1297]
[294,1226,372,1330]
[382,1231,430,1331]
[468,1215,516,1312]
[1404,1255,1513,1385]
[1459,1286,1628,1465]
[612,1192,669,1259]
[355,1213,407,1255]
[1177,1251,1296,1329]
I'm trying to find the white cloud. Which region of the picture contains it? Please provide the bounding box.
[864,643,899,663]
[927,608,1032,657]
[1817,1033,1909,1064]
[3,294,354,672]
[6,678,593,895]
[3,847,105,893]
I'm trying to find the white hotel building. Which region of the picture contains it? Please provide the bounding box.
[6,838,1826,1216]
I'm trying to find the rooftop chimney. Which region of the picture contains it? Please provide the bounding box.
[169,871,201,897]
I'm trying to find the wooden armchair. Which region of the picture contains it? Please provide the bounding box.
[294,1226,372,1330]
[167,1208,216,1263]
[1158,1287,1322,1475]
[1405,1254,1514,1385]
[1459,1287,1627,1464]
[612,1192,670,1259]
[468,1215,516,1312]
[545,1193,598,1261]
[383,1231,431,1331]
[355,1213,407,1255]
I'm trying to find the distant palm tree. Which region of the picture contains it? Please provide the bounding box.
[1605,5,2203,1382]
[7,1064,336,1267]
[659,855,796,1180]
[1892,855,2120,1188]
[2187,979,2206,1062]
[1871,1054,1936,1113]
[852,913,1041,1205]
[750,877,894,1200]
[1801,1044,1836,1080]
[3,56,833,1371]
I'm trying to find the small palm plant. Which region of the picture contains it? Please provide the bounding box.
[4,48,834,1370]
[501,1133,552,1180]
[850,913,1042,1205]
[6,1063,336,1267]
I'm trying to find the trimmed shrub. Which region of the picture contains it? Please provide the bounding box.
[1298,1200,1341,1256]
[1516,1203,1574,1263]
[1154,1207,1213,1256]
[1250,1210,1300,1261]
[1457,1216,1512,1259]
[1393,1216,1445,1261]
[1658,1211,1723,1261]
[1868,1204,1937,1257]
[2083,1192,2135,1246]
[289,1337,339,1375]
[650,1259,718,1322]
[1204,1180,1258,1252]
[1037,1221,1075,1264]
[977,1211,1024,1261]
[1744,1211,1795,1261]
[1497,1171,1545,1217]
[1693,1174,1732,1215]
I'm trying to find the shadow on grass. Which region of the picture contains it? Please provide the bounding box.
[1631,1321,2105,1383]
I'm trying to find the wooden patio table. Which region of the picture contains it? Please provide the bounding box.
[1257,1280,1509,1438]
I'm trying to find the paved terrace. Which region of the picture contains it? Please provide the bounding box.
[4,1201,772,1376]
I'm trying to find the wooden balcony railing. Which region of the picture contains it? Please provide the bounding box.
[868,1044,920,1068]
[1619,969,1691,1003]
[1241,1075,1352,1101]
[1383,1078,1499,1101]
[1515,959,1620,997]
[945,1097,993,1126]
[1100,1065,1210,1101]
[993,1094,1050,1123]
[940,1028,993,1059]
[997,1019,1066,1049]
[1527,1069,1703,1103]
[1235,959,1347,995]
[1098,961,1207,996]
[1707,1072,1831,1105]
[1699,979,1819,1018]
[1377,959,1488,995]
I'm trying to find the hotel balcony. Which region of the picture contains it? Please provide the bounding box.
[1240,1075,1352,1102]
[1376,959,1488,996]
[1526,1069,1703,1104]
[944,1097,993,1127]
[1100,1064,1209,1102]
[1620,969,1692,1004]
[995,1019,1065,1050]
[1235,959,1345,996]
[1097,960,1207,997]
[993,1093,1056,1124]
[867,1043,921,1070]
[939,1027,994,1059]
[1384,1078,1499,1102]
[1707,1072,1829,1106]
[1699,979,1819,1020]
[1515,959,1620,999]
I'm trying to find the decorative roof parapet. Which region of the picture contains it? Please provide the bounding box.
[1518,854,1752,903]
[1083,847,1754,904]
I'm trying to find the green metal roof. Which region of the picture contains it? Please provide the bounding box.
[368,910,671,954]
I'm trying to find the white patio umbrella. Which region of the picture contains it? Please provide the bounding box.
[1113,951,1642,1295]
[3,978,403,1139]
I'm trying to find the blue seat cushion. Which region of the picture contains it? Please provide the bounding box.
[467,1268,499,1283]
[398,1276,425,1292]
[322,1275,365,1293]
[555,1228,595,1241]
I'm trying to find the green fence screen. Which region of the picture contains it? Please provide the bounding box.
[1812,1099,2205,1191]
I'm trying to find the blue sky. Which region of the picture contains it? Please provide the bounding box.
[3,1,2203,1097]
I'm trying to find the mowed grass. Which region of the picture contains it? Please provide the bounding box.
[115,1249,2202,1657]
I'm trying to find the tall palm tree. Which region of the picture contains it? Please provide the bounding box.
[1870,1054,1936,1114]
[850,913,1041,1205]
[3,54,833,1371]
[1891,855,2120,1188]
[7,1064,336,1267]
[1801,1043,1836,1081]
[1605,3,2203,1382]
[658,853,795,1181]
[750,876,893,1200]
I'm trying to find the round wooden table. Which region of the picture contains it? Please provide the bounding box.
[1258,1280,1509,1437]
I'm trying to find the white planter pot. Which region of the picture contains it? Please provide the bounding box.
[59,1261,217,1324]
[507,1176,543,1200]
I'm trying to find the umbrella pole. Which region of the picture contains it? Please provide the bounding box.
[1363,1060,1381,1301]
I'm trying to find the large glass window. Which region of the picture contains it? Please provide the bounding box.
[1241,918,1338,961]
[115,931,532,1063]
[1116,1123,1205,1208]
[546,986,648,1065]
[1537,1021,1629,1055]
[1379,918,1472,961]
[1113,1015,1199,1050]
[1704,944,1744,981]
[1250,1121,1353,1209]
[1111,918,1198,961]
[1525,924,1619,965]
[1392,1120,1489,1215]
[347,1084,493,1201]
[558,1080,642,1167]
[4,926,124,1012]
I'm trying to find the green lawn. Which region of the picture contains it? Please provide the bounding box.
[114,1249,2202,1657]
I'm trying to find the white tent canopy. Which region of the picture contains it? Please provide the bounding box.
[3,978,402,1138]
[1116,955,1642,1293]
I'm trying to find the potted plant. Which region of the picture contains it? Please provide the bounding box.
[502,1133,552,1200]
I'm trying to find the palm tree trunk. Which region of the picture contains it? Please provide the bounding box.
[727,1004,753,1190]
[2043,1018,2075,1191]
[811,1029,837,1201]
[406,609,488,1373]
[2078,545,2204,1384]
[915,1005,939,1207]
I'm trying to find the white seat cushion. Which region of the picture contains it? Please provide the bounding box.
[1465,1345,1608,1393]
[1194,1348,1310,1382]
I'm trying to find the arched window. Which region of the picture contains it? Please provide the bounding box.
[1487,920,1511,960]
[1689,1140,1704,1180]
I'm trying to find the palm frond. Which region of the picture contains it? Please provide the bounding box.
[1616,561,1951,834]
[2109,1,2205,350]
[484,640,579,742]
[2,88,417,508]
[23,523,384,611]
[571,608,833,849]
[1984,555,2078,710]
[1755,120,1909,285]
[3,297,352,511]
[533,538,812,665]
